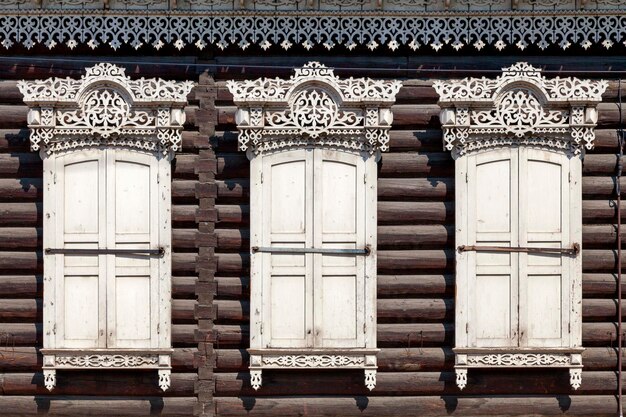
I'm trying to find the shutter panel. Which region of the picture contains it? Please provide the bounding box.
[467,148,518,348]
[314,149,365,348]
[107,149,160,348]
[55,150,106,349]
[262,149,314,348]
[518,148,570,347]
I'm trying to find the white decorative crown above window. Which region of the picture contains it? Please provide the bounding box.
[18,64,193,392]
[434,62,607,391]
[228,62,400,390]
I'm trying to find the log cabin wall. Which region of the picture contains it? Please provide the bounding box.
[210,55,626,417]
[0,59,202,416]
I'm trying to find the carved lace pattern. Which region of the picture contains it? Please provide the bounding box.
[467,353,572,366]
[263,354,366,367]
[434,62,607,156]
[17,63,193,155]
[228,61,400,154]
[56,354,159,367]
[1,13,626,52]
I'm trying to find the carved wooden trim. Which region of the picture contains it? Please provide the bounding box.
[227,62,400,155]
[42,349,173,391]
[248,350,379,391]
[455,350,584,390]
[2,13,626,52]
[17,63,193,155]
[434,62,607,157]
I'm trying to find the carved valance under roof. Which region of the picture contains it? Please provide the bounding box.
[433,62,608,157]
[1,11,626,52]
[227,61,401,155]
[17,63,194,156]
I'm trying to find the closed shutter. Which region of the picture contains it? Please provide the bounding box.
[260,149,366,349]
[54,149,160,350]
[467,148,572,349]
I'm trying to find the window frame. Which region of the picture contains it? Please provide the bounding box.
[18,63,193,392]
[434,62,607,391]
[227,62,401,391]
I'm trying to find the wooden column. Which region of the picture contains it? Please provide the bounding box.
[194,71,218,417]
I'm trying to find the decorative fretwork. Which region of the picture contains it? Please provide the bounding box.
[227,61,400,155]
[455,351,583,390]
[249,351,379,391]
[434,62,607,157]
[42,350,173,391]
[2,13,626,52]
[18,63,194,155]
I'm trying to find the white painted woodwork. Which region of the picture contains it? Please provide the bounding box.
[42,148,173,388]
[455,145,583,389]
[248,147,378,387]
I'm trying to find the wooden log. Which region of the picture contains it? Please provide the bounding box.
[216,395,618,417]
[378,201,453,225]
[583,273,625,298]
[0,178,42,202]
[213,250,626,275]
[0,276,41,298]
[214,370,623,397]
[378,225,453,249]
[0,227,41,250]
[0,395,195,416]
[378,275,453,297]
[583,200,626,223]
[214,323,626,348]
[216,277,249,299]
[0,129,30,152]
[377,178,454,201]
[0,347,197,372]
[0,275,195,299]
[216,204,249,225]
[0,299,40,321]
[0,105,198,129]
[172,299,196,323]
[0,203,198,227]
[172,179,198,200]
[0,153,41,177]
[0,323,195,347]
[0,372,196,396]
[379,152,454,177]
[0,227,197,250]
[214,346,626,373]
[172,154,199,179]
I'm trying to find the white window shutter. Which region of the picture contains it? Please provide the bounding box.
[434,62,605,391]
[228,62,401,391]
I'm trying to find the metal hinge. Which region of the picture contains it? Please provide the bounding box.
[53,173,57,184]
[363,323,367,333]
[52,323,57,334]
[260,323,263,334]
[364,173,367,184]
[157,173,160,184]
[466,323,469,333]
[157,323,160,334]
[465,172,468,183]
[568,172,571,183]
[260,172,264,183]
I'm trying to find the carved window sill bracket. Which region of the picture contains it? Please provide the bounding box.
[41,349,173,391]
[454,348,584,390]
[248,349,380,391]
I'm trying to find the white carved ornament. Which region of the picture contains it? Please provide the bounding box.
[2,13,626,52]
[17,63,194,155]
[433,62,607,156]
[227,61,401,154]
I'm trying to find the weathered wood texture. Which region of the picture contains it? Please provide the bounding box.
[211,68,626,417]
[0,67,200,415]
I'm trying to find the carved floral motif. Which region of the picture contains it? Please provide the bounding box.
[55,354,160,367]
[466,353,572,366]
[18,63,193,155]
[263,354,366,367]
[434,62,607,156]
[228,61,400,154]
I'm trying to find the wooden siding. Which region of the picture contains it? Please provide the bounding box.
[210,62,626,417]
[0,63,200,415]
